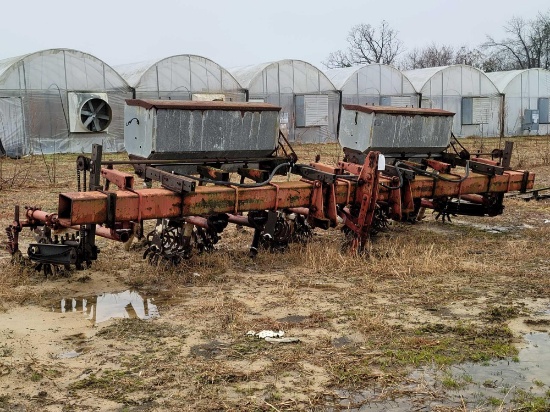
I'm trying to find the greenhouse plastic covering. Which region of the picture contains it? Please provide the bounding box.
[0,49,132,157]
[230,60,339,143]
[115,55,246,102]
[487,68,550,136]
[403,65,501,137]
[324,64,418,106]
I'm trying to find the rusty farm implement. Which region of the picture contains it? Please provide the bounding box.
[5,100,535,273]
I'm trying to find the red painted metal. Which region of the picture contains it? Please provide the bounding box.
[126,99,281,112]
[349,151,380,242]
[51,168,534,227]
[309,162,344,175]
[16,207,127,242]
[424,159,452,174]
[343,104,454,117]
[472,157,499,166]
[459,194,485,204]
[387,178,402,220]
[227,214,252,227]
[184,216,209,229]
[8,144,537,267]
[100,168,134,189]
[58,189,182,225]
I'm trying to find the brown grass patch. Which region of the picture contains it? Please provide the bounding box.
[1,139,550,410]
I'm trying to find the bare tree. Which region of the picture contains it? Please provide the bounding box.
[400,43,485,70]
[483,11,550,70]
[400,43,454,69]
[323,21,404,68]
[454,46,485,67]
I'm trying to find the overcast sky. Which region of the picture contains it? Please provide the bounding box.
[1,0,549,70]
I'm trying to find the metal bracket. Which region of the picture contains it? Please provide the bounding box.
[238,167,270,183]
[138,166,196,193]
[197,165,229,182]
[469,160,504,176]
[293,164,337,184]
[104,192,117,229]
[520,171,530,193]
[383,165,416,181]
[501,141,514,170]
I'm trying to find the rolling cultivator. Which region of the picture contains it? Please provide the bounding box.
[5,101,535,274]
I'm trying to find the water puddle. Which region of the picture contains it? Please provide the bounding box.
[51,290,161,324]
[56,350,83,359]
[448,332,550,403]
[330,332,550,410]
[190,340,227,359]
[332,336,354,348]
[454,219,533,234]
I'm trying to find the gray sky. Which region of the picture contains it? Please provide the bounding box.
[1,0,549,69]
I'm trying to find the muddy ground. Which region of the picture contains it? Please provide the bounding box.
[1,137,550,411]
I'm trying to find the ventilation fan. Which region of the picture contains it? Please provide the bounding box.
[68,92,113,133]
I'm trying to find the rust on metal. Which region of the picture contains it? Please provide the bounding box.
[100,168,134,189]
[51,167,535,227]
[343,104,455,117]
[424,159,452,174]
[58,189,182,225]
[197,166,229,182]
[238,167,270,183]
[309,162,344,175]
[126,99,281,112]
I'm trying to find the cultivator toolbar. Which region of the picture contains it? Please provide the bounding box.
[4,101,535,273]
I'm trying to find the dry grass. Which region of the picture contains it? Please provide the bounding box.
[1,137,550,410]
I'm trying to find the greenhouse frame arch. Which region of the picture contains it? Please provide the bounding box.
[115,55,246,102]
[230,60,339,143]
[324,63,419,108]
[404,65,501,137]
[0,48,132,157]
[487,68,550,136]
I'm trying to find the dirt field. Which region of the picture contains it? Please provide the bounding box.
[1,137,550,411]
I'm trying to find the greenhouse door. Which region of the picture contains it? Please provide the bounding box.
[0,97,26,157]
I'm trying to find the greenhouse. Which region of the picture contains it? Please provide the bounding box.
[0,48,132,157]
[324,63,419,107]
[486,69,550,136]
[404,65,501,137]
[115,55,245,102]
[230,60,339,143]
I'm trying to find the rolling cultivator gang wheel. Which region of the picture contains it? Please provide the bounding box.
[4,102,535,273]
[143,219,193,266]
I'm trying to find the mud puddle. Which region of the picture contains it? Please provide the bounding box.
[453,219,534,234]
[331,332,550,410]
[50,289,166,324]
[447,332,550,405]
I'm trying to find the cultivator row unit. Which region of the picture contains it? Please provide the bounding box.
[5,100,535,273]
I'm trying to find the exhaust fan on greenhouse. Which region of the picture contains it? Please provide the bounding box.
[68,92,112,133]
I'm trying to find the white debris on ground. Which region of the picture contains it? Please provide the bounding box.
[246,330,300,343]
[247,330,284,338]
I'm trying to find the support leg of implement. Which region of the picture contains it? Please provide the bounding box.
[24,145,104,273]
[339,151,380,253]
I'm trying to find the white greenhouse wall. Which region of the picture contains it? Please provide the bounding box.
[325,64,419,107]
[488,69,550,136]
[0,49,132,156]
[231,60,339,143]
[115,55,246,102]
[405,65,501,137]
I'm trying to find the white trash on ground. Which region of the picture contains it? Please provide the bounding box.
[246,330,300,343]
